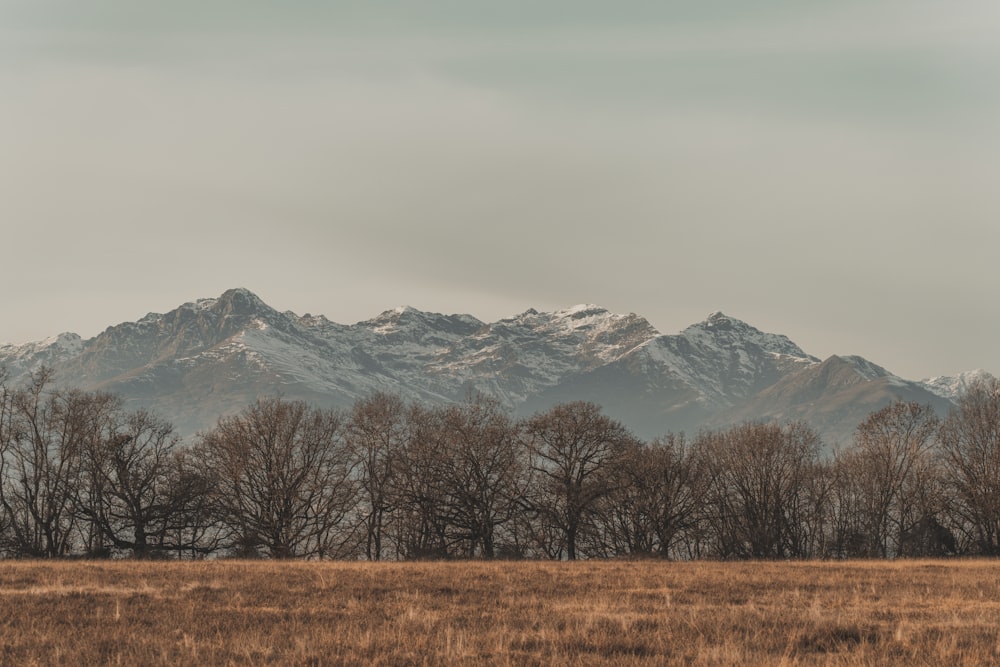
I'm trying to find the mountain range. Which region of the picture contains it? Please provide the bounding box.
[0,288,991,447]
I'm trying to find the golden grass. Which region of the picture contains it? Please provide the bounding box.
[1,559,999,665]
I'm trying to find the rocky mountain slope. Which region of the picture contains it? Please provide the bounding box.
[0,288,990,446]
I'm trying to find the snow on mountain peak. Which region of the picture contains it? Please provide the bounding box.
[549,304,624,332]
[359,307,484,344]
[0,332,84,376]
[1,332,84,357]
[365,306,429,330]
[560,304,608,317]
[682,313,813,361]
[46,332,83,348]
[1,289,991,444]
[921,369,997,400]
[168,288,271,318]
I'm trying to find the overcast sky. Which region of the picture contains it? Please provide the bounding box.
[2,1,999,379]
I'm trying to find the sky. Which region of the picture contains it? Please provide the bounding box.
[2,1,999,380]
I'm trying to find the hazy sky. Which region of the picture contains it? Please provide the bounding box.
[3,1,999,379]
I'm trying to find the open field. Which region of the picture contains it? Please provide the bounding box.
[1,560,999,665]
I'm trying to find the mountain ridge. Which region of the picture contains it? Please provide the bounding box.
[0,288,990,445]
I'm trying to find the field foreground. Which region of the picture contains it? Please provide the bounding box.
[1,560,999,665]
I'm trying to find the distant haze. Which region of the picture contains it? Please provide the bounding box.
[3,1,999,380]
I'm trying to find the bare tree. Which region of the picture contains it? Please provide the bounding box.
[0,370,14,550]
[0,369,118,557]
[524,402,635,560]
[161,448,222,559]
[195,398,357,559]
[794,458,837,559]
[346,393,409,561]
[938,378,1000,555]
[597,434,708,559]
[435,395,528,558]
[701,421,821,559]
[387,397,531,560]
[390,404,452,559]
[827,452,868,558]
[837,402,941,558]
[75,409,213,558]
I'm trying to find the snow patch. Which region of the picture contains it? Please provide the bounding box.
[921,370,996,400]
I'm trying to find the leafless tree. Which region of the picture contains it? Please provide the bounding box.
[384,396,528,559]
[160,448,222,558]
[523,402,636,560]
[75,409,214,558]
[835,402,941,557]
[794,458,837,559]
[826,452,868,558]
[0,369,118,557]
[435,394,528,558]
[597,434,708,559]
[390,403,452,559]
[0,370,14,549]
[195,398,357,559]
[346,392,409,561]
[938,378,1000,555]
[700,421,821,559]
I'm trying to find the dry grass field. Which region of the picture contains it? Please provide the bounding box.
[1,559,999,665]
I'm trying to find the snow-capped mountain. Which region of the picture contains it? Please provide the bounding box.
[920,370,996,401]
[0,288,988,445]
[0,332,84,376]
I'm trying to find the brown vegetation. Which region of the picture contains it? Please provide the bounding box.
[2,559,1000,665]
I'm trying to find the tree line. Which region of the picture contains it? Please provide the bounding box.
[2,367,1000,560]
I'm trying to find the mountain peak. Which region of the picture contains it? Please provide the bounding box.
[561,304,608,316]
[367,305,424,327]
[681,313,815,362]
[222,287,258,298]
[0,332,84,360]
[214,287,268,309]
[824,354,894,381]
[370,305,421,319]
[361,306,483,340]
[178,287,270,315]
[698,311,750,329]
[921,369,997,400]
[0,291,986,445]
[550,304,616,326]
[44,332,83,347]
